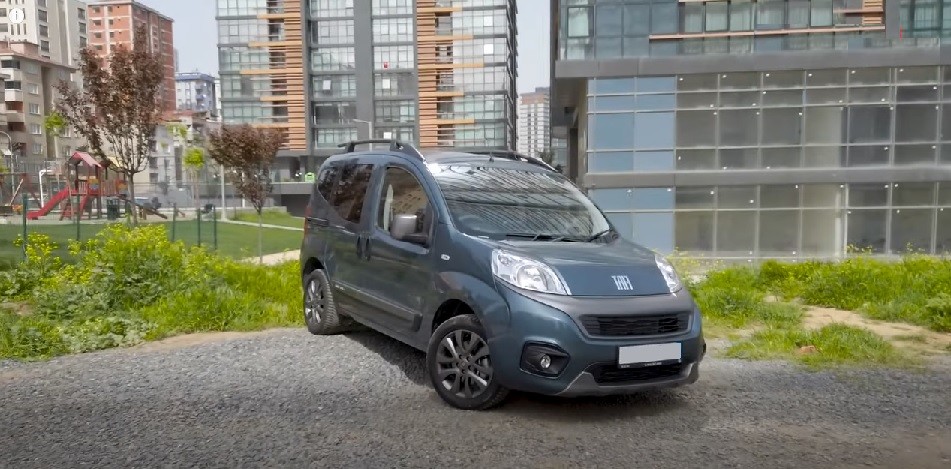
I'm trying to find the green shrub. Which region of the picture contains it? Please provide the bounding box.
[0,223,302,360]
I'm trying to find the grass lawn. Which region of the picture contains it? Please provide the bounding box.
[0,219,301,263]
[225,209,304,229]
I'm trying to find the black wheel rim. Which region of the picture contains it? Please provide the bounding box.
[304,279,325,324]
[435,329,493,399]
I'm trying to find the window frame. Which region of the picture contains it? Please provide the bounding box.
[372,164,436,249]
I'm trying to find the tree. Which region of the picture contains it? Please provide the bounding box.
[167,122,205,212]
[54,25,165,225]
[43,111,68,160]
[207,124,282,263]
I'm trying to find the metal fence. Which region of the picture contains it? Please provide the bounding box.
[0,193,224,265]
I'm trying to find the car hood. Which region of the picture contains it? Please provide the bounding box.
[493,238,672,297]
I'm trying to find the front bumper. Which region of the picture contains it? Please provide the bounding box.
[486,283,705,397]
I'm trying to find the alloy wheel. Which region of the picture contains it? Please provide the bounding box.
[434,329,493,399]
[304,279,325,324]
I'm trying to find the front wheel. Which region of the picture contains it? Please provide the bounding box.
[426,314,509,410]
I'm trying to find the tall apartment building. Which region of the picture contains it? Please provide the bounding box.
[0,0,89,67]
[0,40,84,171]
[551,0,951,260]
[86,0,175,112]
[175,72,218,117]
[216,0,518,203]
[517,86,550,159]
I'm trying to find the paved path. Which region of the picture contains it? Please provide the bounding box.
[222,219,304,231]
[1,328,949,468]
[244,249,300,265]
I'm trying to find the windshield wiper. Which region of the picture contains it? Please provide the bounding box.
[503,233,578,242]
[585,229,613,242]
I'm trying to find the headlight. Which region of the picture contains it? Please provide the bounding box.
[491,249,569,295]
[654,254,683,293]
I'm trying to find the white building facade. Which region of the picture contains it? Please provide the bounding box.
[516,86,550,160]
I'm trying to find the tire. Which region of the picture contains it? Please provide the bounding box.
[426,314,509,410]
[302,269,349,335]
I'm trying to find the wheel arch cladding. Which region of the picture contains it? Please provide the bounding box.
[433,272,511,337]
[302,257,324,277]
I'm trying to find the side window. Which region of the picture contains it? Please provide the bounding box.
[377,167,431,236]
[315,165,339,202]
[330,163,374,224]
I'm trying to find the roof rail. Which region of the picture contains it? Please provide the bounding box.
[337,139,424,160]
[467,150,557,171]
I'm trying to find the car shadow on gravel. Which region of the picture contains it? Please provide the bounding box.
[344,328,697,420]
[343,329,428,385]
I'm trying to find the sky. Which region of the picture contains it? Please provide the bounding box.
[138,0,550,94]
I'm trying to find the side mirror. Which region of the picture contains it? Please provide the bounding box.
[390,214,420,241]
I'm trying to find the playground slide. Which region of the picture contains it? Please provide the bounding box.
[27,188,71,220]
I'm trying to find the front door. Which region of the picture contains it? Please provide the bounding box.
[361,165,436,334]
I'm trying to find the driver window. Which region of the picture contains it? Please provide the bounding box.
[377,167,431,237]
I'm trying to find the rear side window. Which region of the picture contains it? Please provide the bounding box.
[315,165,339,202]
[330,163,374,224]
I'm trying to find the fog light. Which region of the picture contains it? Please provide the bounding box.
[539,354,551,370]
[520,343,569,377]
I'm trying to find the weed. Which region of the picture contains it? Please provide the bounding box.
[726,324,913,369]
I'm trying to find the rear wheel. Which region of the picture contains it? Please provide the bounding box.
[303,269,348,335]
[426,314,509,410]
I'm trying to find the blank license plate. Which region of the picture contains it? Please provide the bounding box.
[617,343,682,368]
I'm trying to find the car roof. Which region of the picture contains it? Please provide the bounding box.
[322,140,557,172]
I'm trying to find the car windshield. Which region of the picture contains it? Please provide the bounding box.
[430,163,612,241]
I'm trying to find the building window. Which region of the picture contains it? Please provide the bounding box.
[79,22,86,34]
[374,72,414,96]
[373,45,414,69]
[38,10,48,22]
[29,103,41,115]
[313,19,354,44]
[375,100,415,124]
[314,128,357,147]
[33,143,44,155]
[313,101,356,125]
[371,0,412,16]
[310,0,354,18]
[311,47,355,71]
[28,83,39,94]
[566,6,591,38]
[78,7,86,20]
[312,75,357,98]
[39,25,49,37]
[40,41,50,53]
[373,17,413,43]
[30,123,42,135]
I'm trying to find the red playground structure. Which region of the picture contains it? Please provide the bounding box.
[27,151,125,221]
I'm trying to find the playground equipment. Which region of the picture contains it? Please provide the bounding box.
[27,152,118,220]
[0,172,42,216]
[26,151,171,221]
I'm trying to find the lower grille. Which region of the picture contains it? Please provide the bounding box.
[589,363,684,385]
[580,313,689,337]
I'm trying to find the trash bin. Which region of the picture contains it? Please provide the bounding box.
[106,198,120,221]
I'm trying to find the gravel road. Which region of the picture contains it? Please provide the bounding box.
[1,328,949,468]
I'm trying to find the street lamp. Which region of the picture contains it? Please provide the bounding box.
[353,119,373,149]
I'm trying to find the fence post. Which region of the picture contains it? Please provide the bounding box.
[171,203,177,241]
[21,193,28,260]
[75,193,81,241]
[212,205,218,250]
[197,205,202,247]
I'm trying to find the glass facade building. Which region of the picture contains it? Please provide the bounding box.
[217,0,518,192]
[551,0,951,260]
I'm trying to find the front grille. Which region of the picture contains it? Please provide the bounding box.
[589,363,684,385]
[580,313,689,337]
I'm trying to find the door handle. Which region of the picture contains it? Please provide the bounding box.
[355,235,363,258]
[363,237,372,260]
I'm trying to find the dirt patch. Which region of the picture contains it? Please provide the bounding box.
[131,331,269,352]
[804,307,951,355]
[243,250,299,266]
[0,302,33,316]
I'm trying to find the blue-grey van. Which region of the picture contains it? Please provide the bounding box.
[300,140,705,410]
